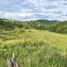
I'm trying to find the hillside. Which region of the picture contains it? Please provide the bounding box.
[0,19,67,34]
[0,19,67,67]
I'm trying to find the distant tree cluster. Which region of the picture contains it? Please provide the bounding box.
[0,19,67,34]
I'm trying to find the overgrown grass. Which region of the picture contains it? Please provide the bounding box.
[0,29,67,49]
[0,29,67,67]
[0,40,67,67]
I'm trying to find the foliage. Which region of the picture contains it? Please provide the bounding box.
[0,19,67,34]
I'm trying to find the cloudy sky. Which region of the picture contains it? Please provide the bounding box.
[0,0,67,21]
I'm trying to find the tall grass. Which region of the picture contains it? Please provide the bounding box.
[0,40,67,67]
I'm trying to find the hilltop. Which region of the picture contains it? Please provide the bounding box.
[0,19,67,34]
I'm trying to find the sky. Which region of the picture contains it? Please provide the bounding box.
[0,0,67,21]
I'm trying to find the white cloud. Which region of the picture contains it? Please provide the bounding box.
[0,0,67,21]
[0,11,38,21]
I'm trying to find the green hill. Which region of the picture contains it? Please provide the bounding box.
[0,19,67,67]
[0,19,67,33]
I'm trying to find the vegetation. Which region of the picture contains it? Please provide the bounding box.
[0,19,67,34]
[0,19,67,67]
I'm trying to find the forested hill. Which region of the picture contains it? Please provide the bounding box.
[0,19,67,34]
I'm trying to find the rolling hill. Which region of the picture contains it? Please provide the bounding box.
[0,19,67,67]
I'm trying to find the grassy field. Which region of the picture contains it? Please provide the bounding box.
[0,29,67,49]
[0,19,67,67]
